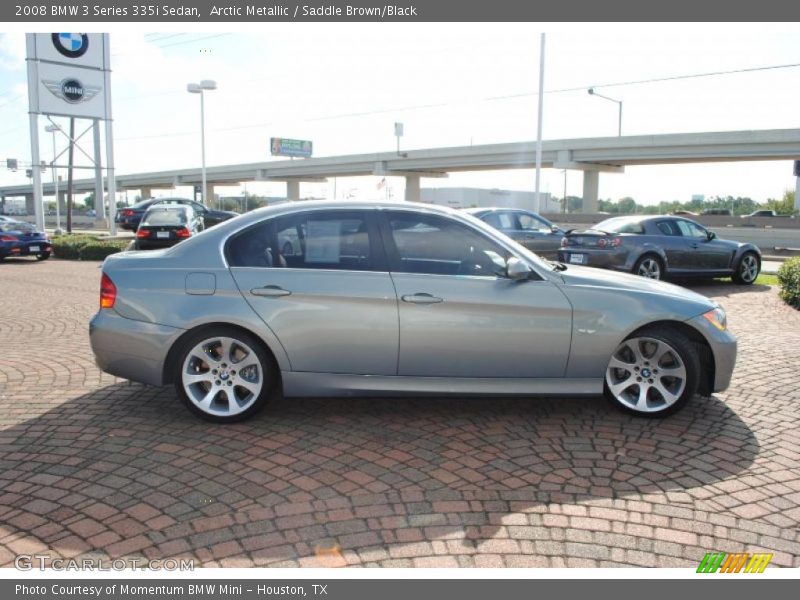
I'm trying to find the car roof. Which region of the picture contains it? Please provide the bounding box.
[145,204,191,213]
[464,206,531,214]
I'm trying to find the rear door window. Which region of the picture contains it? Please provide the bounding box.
[227,210,377,271]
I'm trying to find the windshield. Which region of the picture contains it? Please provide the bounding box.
[0,221,35,233]
[142,209,188,226]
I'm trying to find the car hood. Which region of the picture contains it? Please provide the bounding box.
[556,265,716,310]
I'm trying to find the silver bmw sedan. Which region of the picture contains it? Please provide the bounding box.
[90,200,736,423]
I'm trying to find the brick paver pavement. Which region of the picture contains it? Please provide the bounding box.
[1,258,799,568]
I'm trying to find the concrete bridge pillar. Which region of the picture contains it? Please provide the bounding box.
[25,194,35,216]
[140,187,152,199]
[404,175,421,202]
[582,171,599,213]
[286,180,300,201]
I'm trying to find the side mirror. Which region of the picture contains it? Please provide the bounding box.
[506,257,533,281]
[707,231,716,241]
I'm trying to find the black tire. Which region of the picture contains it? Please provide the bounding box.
[633,254,664,280]
[603,327,700,418]
[173,326,277,423]
[731,251,759,285]
[36,252,50,261]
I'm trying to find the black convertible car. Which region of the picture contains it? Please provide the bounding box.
[558,215,761,284]
[116,197,238,231]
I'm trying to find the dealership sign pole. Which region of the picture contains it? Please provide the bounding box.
[26,33,116,235]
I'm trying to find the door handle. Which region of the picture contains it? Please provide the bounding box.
[251,285,291,297]
[401,293,443,305]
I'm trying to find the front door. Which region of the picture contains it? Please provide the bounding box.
[380,210,573,378]
[675,219,732,271]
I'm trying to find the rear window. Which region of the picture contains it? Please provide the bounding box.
[0,221,34,232]
[593,218,645,234]
[142,209,188,226]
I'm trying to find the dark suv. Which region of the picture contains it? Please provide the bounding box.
[116,197,238,231]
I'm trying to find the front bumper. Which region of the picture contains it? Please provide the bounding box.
[687,314,737,393]
[90,310,184,386]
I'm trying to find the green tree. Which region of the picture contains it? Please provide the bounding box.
[764,190,797,215]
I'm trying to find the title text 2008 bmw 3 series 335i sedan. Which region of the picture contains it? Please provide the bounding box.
[90,201,736,423]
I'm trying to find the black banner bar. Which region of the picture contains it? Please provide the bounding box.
[3,579,795,600]
[4,0,800,22]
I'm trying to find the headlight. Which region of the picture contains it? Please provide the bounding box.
[702,307,727,331]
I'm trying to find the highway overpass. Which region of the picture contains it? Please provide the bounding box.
[2,128,799,215]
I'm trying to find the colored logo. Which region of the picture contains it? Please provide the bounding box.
[697,552,773,573]
[43,78,102,105]
[52,33,89,58]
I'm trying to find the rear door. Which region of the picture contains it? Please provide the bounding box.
[379,210,572,378]
[653,219,690,270]
[227,209,399,375]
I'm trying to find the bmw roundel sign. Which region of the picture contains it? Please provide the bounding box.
[51,33,89,59]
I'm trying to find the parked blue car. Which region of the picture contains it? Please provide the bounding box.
[0,220,51,261]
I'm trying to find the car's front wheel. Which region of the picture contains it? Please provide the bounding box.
[732,251,759,285]
[604,327,699,417]
[174,326,276,423]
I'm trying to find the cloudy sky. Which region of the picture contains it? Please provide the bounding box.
[0,23,798,203]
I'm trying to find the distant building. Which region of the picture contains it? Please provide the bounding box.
[421,187,559,213]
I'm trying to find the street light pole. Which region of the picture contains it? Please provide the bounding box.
[44,124,63,234]
[588,88,623,136]
[187,80,217,208]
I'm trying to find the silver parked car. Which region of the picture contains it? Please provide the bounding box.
[558,215,761,284]
[90,201,736,423]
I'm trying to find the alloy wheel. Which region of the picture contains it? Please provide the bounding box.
[605,336,687,414]
[637,258,661,279]
[739,254,758,283]
[181,336,263,417]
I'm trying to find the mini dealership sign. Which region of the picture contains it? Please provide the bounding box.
[25,32,117,234]
[271,137,313,158]
[26,33,110,119]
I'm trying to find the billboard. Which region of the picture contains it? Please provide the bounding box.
[271,138,313,158]
[28,33,107,70]
[26,33,110,120]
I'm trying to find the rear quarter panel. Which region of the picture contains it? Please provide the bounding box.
[102,252,292,371]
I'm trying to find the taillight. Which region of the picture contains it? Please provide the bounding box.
[122,209,134,217]
[597,237,621,248]
[100,273,116,309]
[0,235,17,242]
[175,227,191,238]
[136,229,150,238]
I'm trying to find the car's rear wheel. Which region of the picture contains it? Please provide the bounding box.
[174,327,276,423]
[732,251,759,285]
[634,254,663,280]
[604,328,699,417]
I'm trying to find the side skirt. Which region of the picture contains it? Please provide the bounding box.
[281,372,604,398]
